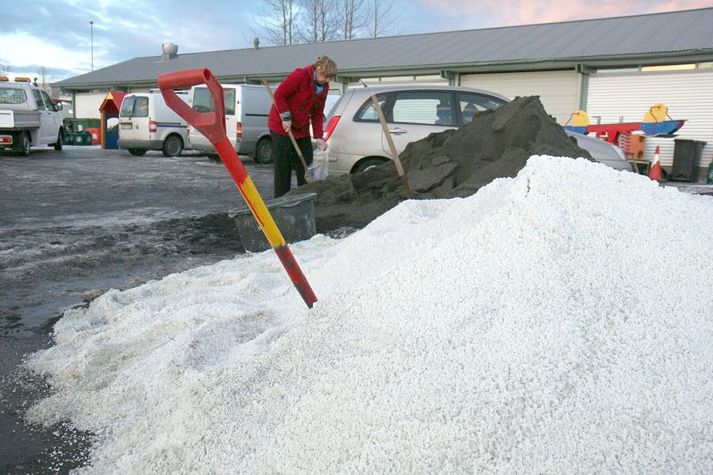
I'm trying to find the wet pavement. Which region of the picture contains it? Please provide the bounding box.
[0,145,274,473]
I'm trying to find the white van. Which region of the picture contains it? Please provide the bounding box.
[188,84,273,163]
[118,92,190,156]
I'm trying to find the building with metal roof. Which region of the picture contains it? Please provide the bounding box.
[57,7,713,90]
[58,7,713,177]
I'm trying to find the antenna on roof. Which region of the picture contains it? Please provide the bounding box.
[360,80,368,87]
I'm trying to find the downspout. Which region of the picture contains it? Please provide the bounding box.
[576,64,591,110]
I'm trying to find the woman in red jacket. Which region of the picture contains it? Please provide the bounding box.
[268,55,337,197]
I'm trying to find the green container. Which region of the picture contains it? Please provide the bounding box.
[62,131,74,145]
[707,162,713,184]
[72,131,91,146]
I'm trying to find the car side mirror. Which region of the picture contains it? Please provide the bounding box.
[54,103,63,111]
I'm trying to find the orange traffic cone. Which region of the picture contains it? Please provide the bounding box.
[649,145,663,181]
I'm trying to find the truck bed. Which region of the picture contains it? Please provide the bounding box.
[0,109,41,129]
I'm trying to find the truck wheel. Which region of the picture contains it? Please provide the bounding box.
[162,135,183,157]
[255,137,273,164]
[128,148,147,156]
[54,129,63,151]
[17,132,31,156]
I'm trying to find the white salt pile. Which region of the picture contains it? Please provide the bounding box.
[26,156,713,473]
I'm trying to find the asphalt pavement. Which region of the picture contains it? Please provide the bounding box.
[0,145,274,473]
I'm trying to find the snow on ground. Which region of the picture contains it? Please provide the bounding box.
[26,156,713,473]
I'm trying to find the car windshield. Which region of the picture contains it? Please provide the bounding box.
[0,87,28,105]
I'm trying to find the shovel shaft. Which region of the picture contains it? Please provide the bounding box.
[158,69,317,309]
[214,139,317,306]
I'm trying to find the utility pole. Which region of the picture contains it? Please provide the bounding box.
[90,20,94,71]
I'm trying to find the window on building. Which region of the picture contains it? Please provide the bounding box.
[640,64,697,72]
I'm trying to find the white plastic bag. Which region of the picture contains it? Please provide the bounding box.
[312,149,329,181]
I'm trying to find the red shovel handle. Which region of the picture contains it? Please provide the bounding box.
[157,68,226,143]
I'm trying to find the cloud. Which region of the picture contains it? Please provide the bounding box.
[412,0,713,27]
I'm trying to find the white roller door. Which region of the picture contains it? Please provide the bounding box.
[586,69,713,172]
[74,92,107,119]
[460,70,579,124]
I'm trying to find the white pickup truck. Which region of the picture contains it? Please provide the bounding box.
[0,78,65,155]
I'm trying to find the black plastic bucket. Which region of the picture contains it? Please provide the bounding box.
[234,193,317,252]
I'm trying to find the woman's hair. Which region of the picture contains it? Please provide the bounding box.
[314,55,337,78]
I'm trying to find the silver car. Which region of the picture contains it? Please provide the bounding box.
[322,85,631,174]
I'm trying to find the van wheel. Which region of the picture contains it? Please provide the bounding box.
[255,137,273,164]
[162,135,183,157]
[17,132,31,156]
[353,157,387,174]
[128,148,147,156]
[54,129,63,151]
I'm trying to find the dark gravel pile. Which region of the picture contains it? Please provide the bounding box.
[291,96,592,232]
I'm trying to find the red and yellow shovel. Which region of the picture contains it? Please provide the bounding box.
[158,68,317,308]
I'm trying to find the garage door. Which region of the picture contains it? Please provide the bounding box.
[460,70,579,124]
[586,69,713,171]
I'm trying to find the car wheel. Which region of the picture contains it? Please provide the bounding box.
[128,148,147,156]
[353,157,388,174]
[255,137,273,164]
[162,135,183,157]
[17,132,30,156]
[53,129,63,151]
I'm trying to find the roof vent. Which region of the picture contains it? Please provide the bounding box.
[162,43,178,61]
[253,37,260,49]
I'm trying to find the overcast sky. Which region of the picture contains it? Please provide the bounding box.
[1,0,711,82]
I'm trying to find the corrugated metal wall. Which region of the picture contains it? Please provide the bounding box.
[586,69,713,172]
[460,70,579,124]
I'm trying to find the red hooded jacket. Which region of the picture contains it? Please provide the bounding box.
[268,64,329,140]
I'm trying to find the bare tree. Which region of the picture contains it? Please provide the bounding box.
[368,0,395,37]
[0,64,9,76]
[299,0,340,42]
[341,0,367,40]
[37,66,48,89]
[256,0,298,45]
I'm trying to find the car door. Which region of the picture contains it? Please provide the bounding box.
[380,90,457,157]
[119,96,149,142]
[119,96,137,141]
[40,90,61,141]
[31,88,52,144]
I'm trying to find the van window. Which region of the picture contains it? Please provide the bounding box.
[0,88,27,104]
[120,97,135,117]
[133,97,149,117]
[192,87,236,116]
[119,96,148,117]
[391,91,455,126]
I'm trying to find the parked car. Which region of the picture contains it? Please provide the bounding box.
[118,91,190,156]
[188,84,273,163]
[0,76,64,155]
[322,85,631,174]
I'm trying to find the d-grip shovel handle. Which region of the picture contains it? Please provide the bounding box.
[158,68,226,143]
